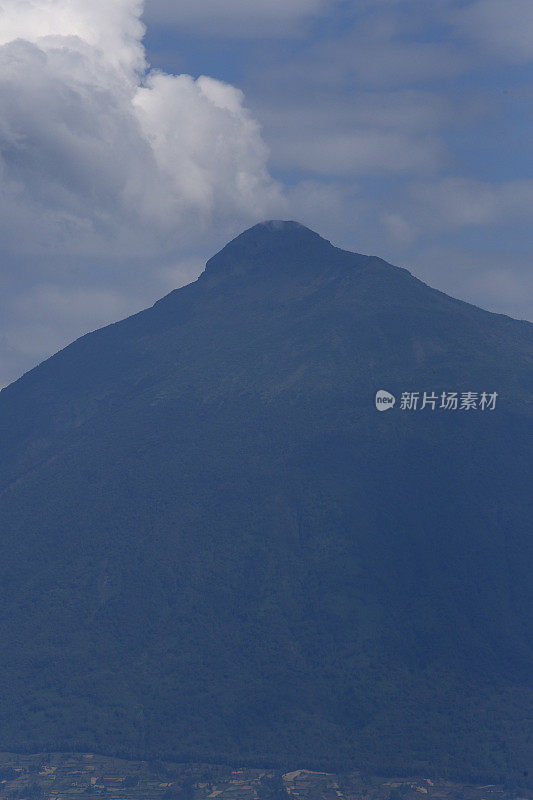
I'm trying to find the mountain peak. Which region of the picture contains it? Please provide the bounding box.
[202,219,335,281]
[0,216,532,785]
[235,219,329,244]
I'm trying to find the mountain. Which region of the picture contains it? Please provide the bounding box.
[0,221,532,784]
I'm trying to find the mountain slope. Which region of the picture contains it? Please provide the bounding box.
[0,221,532,783]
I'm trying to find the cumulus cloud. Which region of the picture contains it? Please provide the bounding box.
[0,0,284,385]
[1,0,532,387]
[0,0,282,258]
[0,0,146,74]
[133,73,278,224]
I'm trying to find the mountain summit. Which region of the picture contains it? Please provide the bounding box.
[211,219,330,256]
[0,224,532,783]
[202,220,337,281]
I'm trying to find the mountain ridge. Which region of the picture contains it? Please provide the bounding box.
[3,220,530,397]
[0,222,531,784]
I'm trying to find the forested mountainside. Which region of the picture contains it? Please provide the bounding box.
[0,222,531,783]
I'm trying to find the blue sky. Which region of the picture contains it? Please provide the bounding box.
[143,0,533,315]
[0,0,532,386]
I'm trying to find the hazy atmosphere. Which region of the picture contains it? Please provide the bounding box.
[1,0,532,386]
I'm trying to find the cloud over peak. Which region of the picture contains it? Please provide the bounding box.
[0,0,284,386]
[0,0,282,261]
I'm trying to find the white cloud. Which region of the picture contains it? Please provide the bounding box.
[0,0,285,386]
[133,72,279,222]
[1,0,532,388]
[0,5,282,258]
[0,0,146,75]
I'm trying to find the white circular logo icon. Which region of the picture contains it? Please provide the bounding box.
[375,390,396,411]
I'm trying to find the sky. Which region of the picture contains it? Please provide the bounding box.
[0,0,532,386]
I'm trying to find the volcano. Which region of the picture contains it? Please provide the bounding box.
[0,221,531,782]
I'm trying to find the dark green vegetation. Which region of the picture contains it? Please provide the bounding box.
[0,753,529,800]
[0,222,532,784]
